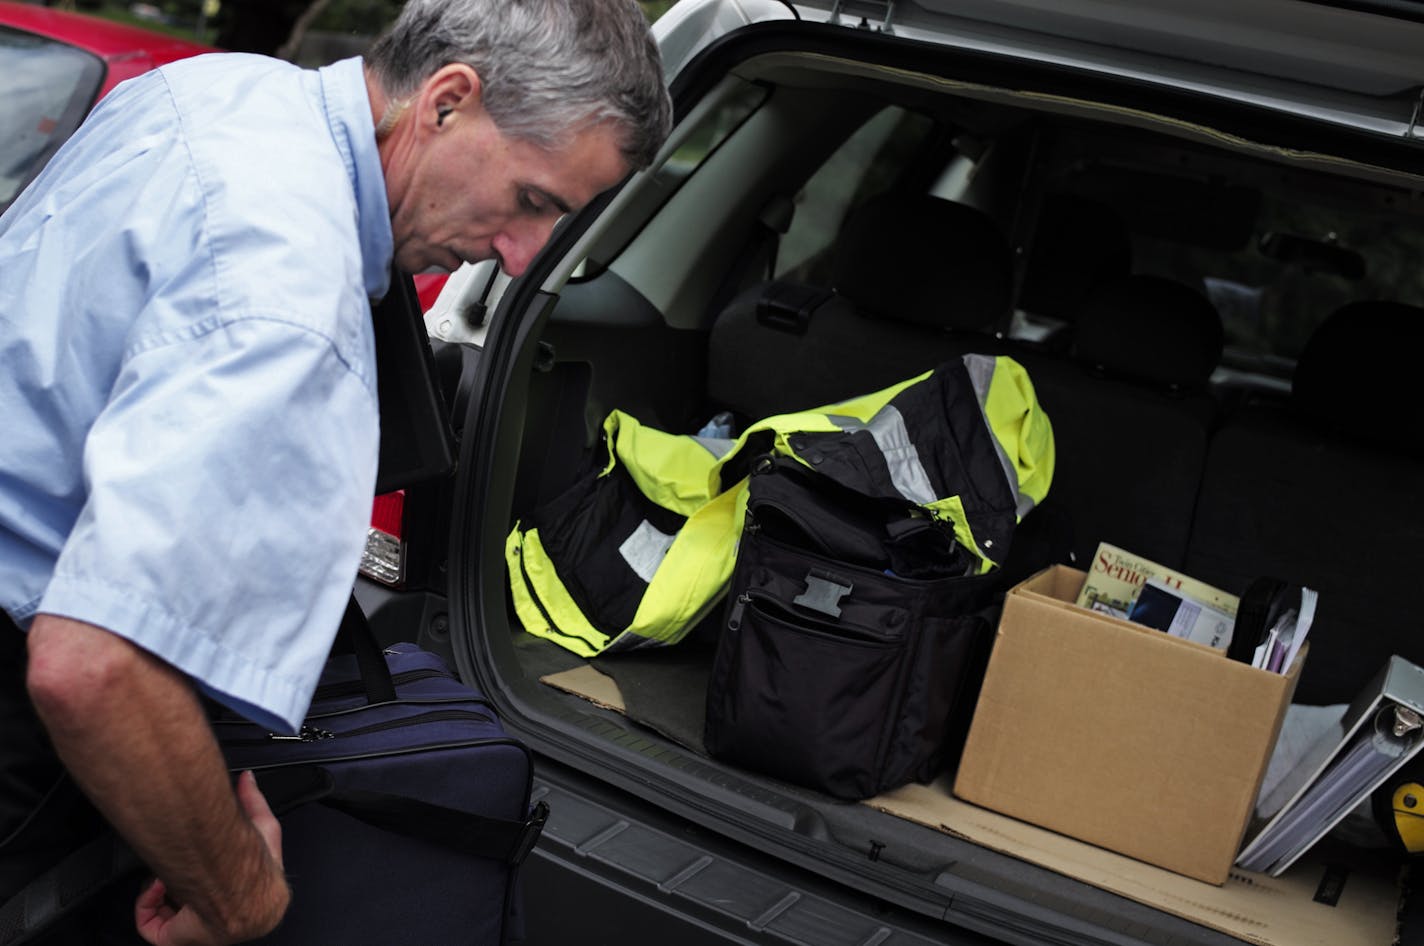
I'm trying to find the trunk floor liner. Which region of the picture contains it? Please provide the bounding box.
[541,657,1404,946]
[589,644,714,752]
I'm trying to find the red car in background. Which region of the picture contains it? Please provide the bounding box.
[0,0,214,214]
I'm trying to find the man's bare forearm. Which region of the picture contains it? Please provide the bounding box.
[25,614,288,943]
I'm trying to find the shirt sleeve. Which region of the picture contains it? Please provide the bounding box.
[40,312,380,733]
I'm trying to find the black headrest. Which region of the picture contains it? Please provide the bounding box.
[830,193,1011,332]
[1068,275,1224,390]
[1293,300,1424,452]
[1018,193,1133,320]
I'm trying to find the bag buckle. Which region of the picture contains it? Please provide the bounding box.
[793,571,854,618]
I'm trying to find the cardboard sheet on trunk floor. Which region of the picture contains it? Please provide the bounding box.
[542,663,1403,946]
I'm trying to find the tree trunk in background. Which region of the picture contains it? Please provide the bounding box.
[277,0,334,61]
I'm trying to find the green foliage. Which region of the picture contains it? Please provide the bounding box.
[304,0,675,36]
[89,0,677,63]
[91,1,216,43]
[312,0,402,35]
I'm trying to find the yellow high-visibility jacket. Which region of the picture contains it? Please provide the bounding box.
[507,354,1054,657]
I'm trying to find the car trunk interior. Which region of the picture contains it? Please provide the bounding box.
[435,22,1424,946]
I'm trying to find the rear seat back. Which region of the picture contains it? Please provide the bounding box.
[1013,274,1224,570]
[706,192,1012,419]
[1184,300,1424,705]
[1014,193,1133,348]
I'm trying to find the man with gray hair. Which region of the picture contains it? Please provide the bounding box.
[365,0,670,276]
[0,0,670,942]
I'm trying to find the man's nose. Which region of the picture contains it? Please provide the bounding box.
[493,216,561,278]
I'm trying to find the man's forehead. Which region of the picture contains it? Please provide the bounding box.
[524,125,629,211]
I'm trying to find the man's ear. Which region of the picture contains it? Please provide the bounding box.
[421,63,482,132]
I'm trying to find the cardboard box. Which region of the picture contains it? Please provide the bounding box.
[953,565,1303,885]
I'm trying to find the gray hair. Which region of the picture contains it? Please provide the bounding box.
[367,0,672,170]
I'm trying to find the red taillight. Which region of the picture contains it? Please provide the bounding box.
[411,273,449,313]
[370,490,405,539]
[361,490,406,585]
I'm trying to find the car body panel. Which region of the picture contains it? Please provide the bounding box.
[784,0,1424,141]
[0,0,214,96]
[798,0,1424,96]
[0,1,213,214]
[370,2,1424,943]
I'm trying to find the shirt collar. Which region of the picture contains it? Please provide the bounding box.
[316,57,393,300]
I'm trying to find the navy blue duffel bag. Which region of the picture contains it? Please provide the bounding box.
[0,600,546,946]
[218,624,547,945]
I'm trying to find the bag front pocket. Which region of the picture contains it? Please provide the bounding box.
[705,592,908,800]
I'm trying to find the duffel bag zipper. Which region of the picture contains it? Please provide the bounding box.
[307,694,495,720]
[313,668,446,701]
[744,504,836,556]
[224,709,493,746]
[514,546,603,651]
[336,708,492,736]
[734,590,901,644]
[728,593,750,631]
[267,725,337,743]
[214,691,493,730]
[754,528,964,588]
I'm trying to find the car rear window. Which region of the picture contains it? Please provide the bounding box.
[1131,181,1424,374]
[775,106,938,283]
[0,24,104,212]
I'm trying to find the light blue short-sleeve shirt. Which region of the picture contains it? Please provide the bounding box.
[0,54,393,733]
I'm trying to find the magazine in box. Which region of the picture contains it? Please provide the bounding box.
[1075,541,1240,619]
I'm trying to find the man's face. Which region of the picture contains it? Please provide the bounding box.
[386,90,629,278]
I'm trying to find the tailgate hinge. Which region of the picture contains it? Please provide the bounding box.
[829,0,896,34]
[1408,86,1424,141]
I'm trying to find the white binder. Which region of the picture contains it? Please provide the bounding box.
[1237,655,1424,875]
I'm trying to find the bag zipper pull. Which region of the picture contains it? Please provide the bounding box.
[268,725,335,742]
[728,594,750,632]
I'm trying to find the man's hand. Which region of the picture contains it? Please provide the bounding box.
[27,616,291,943]
[135,772,286,946]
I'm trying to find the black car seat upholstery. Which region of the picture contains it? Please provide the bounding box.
[706,192,1013,421]
[1011,273,1224,570]
[1185,300,1424,704]
[1013,192,1133,351]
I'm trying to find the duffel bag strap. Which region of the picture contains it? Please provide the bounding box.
[254,764,547,866]
[320,788,549,866]
[327,593,398,705]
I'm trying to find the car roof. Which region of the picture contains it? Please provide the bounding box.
[787,0,1424,97]
[0,0,215,95]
